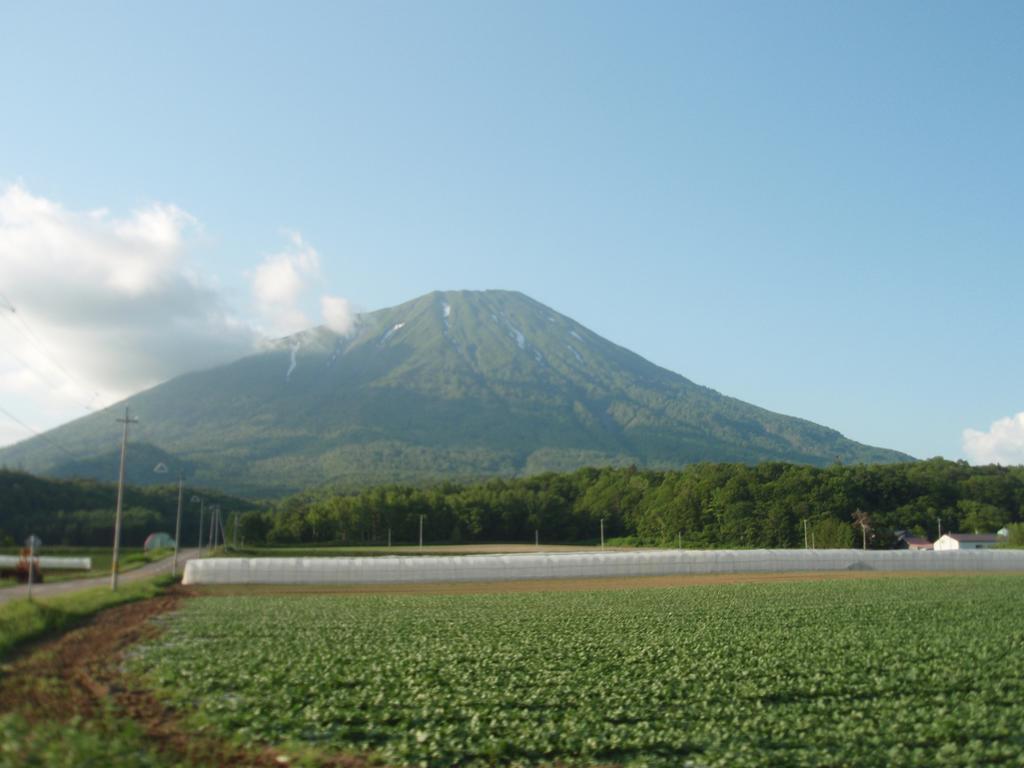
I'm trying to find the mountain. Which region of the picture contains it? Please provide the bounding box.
[0,290,912,496]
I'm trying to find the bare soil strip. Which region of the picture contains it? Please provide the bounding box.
[0,586,367,767]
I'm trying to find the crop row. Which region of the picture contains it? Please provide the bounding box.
[134,575,1024,766]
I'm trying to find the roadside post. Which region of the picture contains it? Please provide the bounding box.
[26,534,40,601]
[173,474,184,576]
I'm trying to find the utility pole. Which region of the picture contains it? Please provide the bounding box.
[938,517,942,538]
[193,497,204,554]
[419,514,424,548]
[111,407,138,591]
[208,505,218,551]
[600,518,605,549]
[678,531,681,549]
[218,509,228,550]
[233,512,239,550]
[535,529,539,547]
[387,528,392,547]
[172,473,184,578]
[803,519,809,549]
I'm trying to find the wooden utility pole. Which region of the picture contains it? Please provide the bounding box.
[218,510,228,549]
[172,474,184,578]
[111,407,138,591]
[194,497,205,553]
[207,505,219,551]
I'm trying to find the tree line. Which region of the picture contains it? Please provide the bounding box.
[4,459,1024,550]
[0,469,257,547]
[238,459,1024,548]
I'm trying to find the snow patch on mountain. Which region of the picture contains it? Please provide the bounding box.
[509,326,526,350]
[380,322,406,345]
[567,345,583,363]
[496,313,527,350]
[286,341,301,381]
[442,302,452,335]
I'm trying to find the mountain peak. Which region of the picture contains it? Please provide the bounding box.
[0,289,912,495]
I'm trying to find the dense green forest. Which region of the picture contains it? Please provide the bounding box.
[240,458,1024,549]
[4,459,1023,550]
[0,470,259,547]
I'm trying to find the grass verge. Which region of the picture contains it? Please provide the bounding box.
[0,574,174,661]
[0,710,182,768]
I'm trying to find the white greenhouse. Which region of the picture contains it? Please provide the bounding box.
[181,548,1024,586]
[0,555,92,571]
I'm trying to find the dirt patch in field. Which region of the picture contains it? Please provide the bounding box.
[195,568,994,598]
[0,586,369,767]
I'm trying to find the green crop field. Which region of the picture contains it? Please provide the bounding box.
[134,575,1024,767]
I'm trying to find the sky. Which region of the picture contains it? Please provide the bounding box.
[0,0,1021,464]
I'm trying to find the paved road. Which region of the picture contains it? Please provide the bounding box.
[0,549,199,605]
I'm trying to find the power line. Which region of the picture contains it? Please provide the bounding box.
[0,296,103,405]
[0,299,102,412]
[0,403,79,460]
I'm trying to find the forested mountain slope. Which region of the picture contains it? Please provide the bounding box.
[0,290,911,495]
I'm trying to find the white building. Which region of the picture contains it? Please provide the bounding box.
[933,533,1003,551]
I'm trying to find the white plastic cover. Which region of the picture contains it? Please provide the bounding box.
[0,555,92,570]
[181,548,1024,586]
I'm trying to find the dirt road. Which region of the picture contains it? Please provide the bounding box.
[0,549,198,605]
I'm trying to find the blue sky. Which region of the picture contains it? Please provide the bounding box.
[0,1,1021,462]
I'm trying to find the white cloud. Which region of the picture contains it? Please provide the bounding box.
[0,184,260,411]
[250,231,319,308]
[321,295,356,335]
[248,231,355,338]
[963,412,1024,466]
[0,183,356,447]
